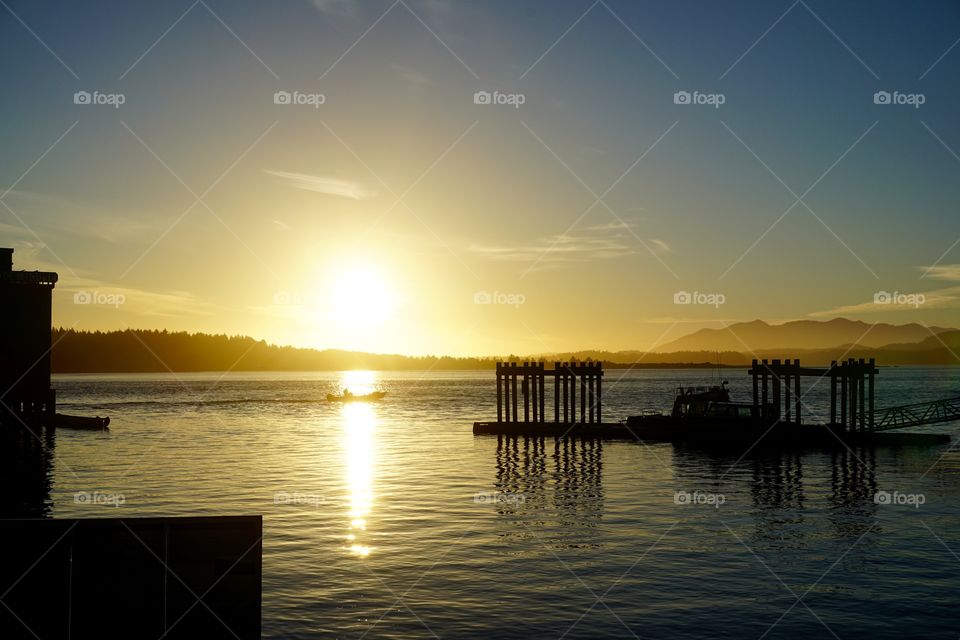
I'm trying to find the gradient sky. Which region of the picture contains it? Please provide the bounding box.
[2,0,960,355]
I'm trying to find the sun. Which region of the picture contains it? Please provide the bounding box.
[326,263,397,328]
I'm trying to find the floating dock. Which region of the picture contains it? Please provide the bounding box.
[472,359,954,448]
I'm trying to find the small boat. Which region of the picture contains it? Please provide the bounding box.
[326,391,387,403]
[55,413,110,431]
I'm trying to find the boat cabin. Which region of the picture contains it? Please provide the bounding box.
[671,383,730,418]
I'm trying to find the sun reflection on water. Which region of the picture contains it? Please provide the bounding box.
[340,386,377,557]
[339,369,377,395]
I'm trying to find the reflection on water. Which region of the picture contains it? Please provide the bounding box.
[11,370,960,637]
[829,447,879,538]
[494,436,604,538]
[339,369,377,395]
[0,421,53,518]
[339,373,378,557]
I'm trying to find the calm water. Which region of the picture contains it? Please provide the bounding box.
[34,368,960,638]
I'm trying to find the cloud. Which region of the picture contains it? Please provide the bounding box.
[471,218,668,271]
[389,62,432,86]
[920,264,960,281]
[809,288,960,317]
[649,238,671,254]
[58,275,215,318]
[265,170,377,200]
[312,0,356,17]
[471,232,634,270]
[3,190,160,243]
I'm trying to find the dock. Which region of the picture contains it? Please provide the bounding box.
[474,361,625,437]
[473,359,955,447]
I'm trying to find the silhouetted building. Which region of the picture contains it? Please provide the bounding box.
[0,248,58,419]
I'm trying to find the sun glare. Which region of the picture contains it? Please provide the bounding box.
[327,263,397,329]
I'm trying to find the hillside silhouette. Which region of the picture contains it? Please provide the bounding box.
[49,325,960,373]
[656,318,953,352]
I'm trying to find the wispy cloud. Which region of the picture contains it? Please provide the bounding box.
[809,289,960,317]
[471,233,633,271]
[59,276,215,318]
[3,190,160,243]
[921,264,960,281]
[265,170,377,200]
[810,263,960,317]
[471,219,667,271]
[312,0,356,17]
[390,62,432,85]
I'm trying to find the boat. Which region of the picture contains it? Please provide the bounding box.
[326,391,386,403]
[55,413,110,431]
[623,384,950,448]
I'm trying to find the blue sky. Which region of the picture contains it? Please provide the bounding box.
[2,0,960,354]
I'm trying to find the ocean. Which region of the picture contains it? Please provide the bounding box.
[36,367,960,638]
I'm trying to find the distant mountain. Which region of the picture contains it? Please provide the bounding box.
[47,326,960,373]
[656,318,953,353]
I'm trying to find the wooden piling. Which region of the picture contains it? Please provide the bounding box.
[772,359,781,421]
[829,361,837,425]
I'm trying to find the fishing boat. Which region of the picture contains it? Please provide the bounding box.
[326,390,387,403]
[55,413,110,431]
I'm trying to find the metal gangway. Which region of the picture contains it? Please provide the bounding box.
[871,396,960,431]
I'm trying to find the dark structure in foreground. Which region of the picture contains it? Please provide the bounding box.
[0,247,58,419]
[0,515,262,639]
[474,360,954,447]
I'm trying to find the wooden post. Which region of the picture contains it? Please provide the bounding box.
[784,359,792,424]
[496,362,503,423]
[596,365,603,424]
[554,362,560,423]
[752,359,759,415]
[503,364,510,422]
[761,359,769,418]
[847,358,858,431]
[511,362,518,423]
[562,364,569,423]
[868,358,876,431]
[539,363,546,423]
[829,361,837,425]
[859,358,867,431]
[570,364,577,424]
[580,365,587,425]
[794,360,801,425]
[585,370,593,423]
[772,359,781,421]
[840,361,847,431]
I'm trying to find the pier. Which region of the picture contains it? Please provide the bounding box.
[0,248,58,421]
[477,361,624,437]
[475,359,956,446]
[748,358,878,431]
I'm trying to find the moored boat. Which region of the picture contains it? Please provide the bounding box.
[55,413,110,431]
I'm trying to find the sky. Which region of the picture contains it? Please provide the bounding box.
[2,0,960,356]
